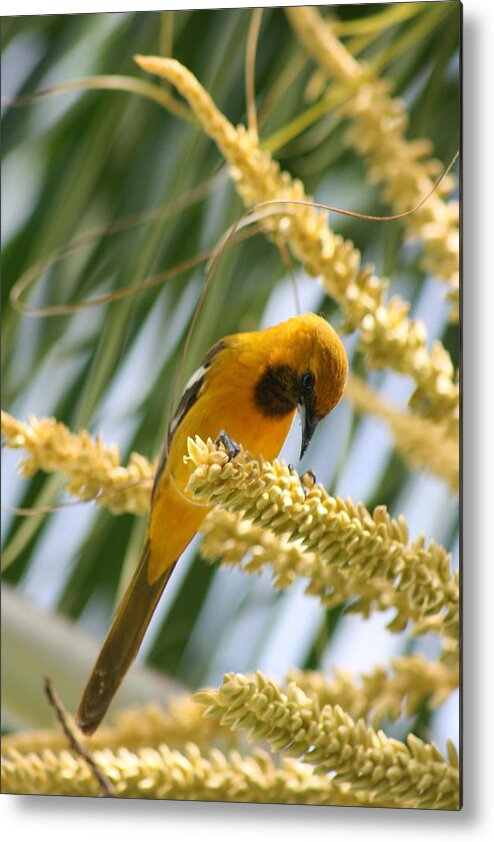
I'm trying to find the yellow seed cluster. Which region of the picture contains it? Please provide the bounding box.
[2,742,374,805]
[1,411,153,515]
[200,508,314,589]
[194,671,459,810]
[135,55,458,437]
[186,437,459,654]
[345,376,458,492]
[288,654,458,729]
[2,413,458,658]
[199,506,396,615]
[286,6,459,320]
[2,700,233,756]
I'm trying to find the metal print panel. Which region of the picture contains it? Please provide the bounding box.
[1,1,461,810]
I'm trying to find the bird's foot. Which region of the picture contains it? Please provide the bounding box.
[215,430,240,460]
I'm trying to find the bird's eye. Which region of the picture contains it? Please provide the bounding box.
[301,370,314,393]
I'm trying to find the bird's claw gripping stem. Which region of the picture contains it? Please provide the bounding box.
[215,430,240,460]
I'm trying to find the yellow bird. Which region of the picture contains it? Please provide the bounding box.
[76,313,348,735]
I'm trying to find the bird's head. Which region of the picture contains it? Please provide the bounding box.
[252,313,348,459]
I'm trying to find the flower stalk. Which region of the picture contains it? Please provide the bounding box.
[2,741,375,805]
[286,5,460,320]
[194,671,459,810]
[186,437,459,654]
[288,655,458,729]
[135,55,458,437]
[2,699,234,756]
[2,412,459,658]
[345,376,458,492]
[1,411,153,515]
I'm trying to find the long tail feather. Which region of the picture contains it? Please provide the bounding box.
[76,542,176,735]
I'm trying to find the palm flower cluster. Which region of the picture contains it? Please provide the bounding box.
[2,740,380,805]
[2,699,234,756]
[286,5,459,320]
[1,410,153,515]
[1,416,459,657]
[345,376,459,492]
[194,671,459,810]
[2,662,459,807]
[135,55,459,439]
[2,425,460,806]
[186,437,458,658]
[287,654,458,729]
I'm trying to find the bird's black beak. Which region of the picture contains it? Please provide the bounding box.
[298,397,319,460]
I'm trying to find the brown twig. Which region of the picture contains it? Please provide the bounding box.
[43,676,116,797]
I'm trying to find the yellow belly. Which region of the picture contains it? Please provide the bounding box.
[147,401,295,583]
